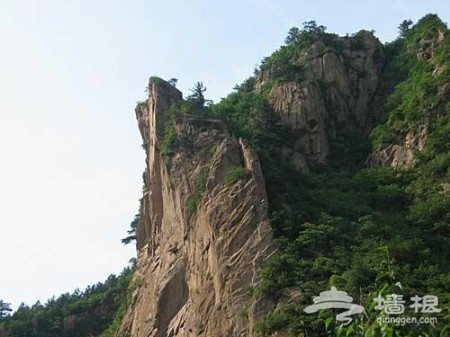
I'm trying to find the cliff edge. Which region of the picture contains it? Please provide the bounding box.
[119,78,274,337]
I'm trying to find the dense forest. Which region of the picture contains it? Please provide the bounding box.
[1,13,449,337]
[0,264,134,337]
[156,14,450,336]
[244,15,449,336]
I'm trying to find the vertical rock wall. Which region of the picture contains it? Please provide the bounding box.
[119,78,274,337]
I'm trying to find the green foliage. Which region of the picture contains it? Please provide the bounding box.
[370,124,398,150]
[207,16,450,336]
[0,265,135,337]
[98,267,135,337]
[212,92,286,149]
[261,45,306,82]
[302,20,327,35]
[254,304,306,335]
[238,307,249,319]
[149,76,165,85]
[136,100,147,109]
[159,82,214,158]
[207,143,218,158]
[350,29,376,50]
[187,173,207,218]
[121,214,139,245]
[416,115,450,178]
[160,120,177,157]
[284,26,300,45]
[11,14,447,337]
[225,167,251,186]
[282,21,327,47]
[317,273,450,337]
[253,152,449,334]
[260,20,344,84]
[233,76,256,93]
[398,19,413,37]
[371,14,450,150]
[166,15,450,336]
[168,78,178,87]
[186,81,212,110]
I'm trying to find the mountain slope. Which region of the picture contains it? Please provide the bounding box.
[119,15,449,336]
[2,14,448,337]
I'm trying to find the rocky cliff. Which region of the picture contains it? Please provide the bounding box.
[119,78,274,337]
[119,16,449,337]
[256,32,385,171]
[0,14,447,337]
[118,33,406,337]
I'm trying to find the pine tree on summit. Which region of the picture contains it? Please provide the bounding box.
[186,82,212,109]
[285,26,300,45]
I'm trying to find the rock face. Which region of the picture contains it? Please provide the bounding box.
[256,33,385,171]
[119,78,274,337]
[119,25,445,336]
[369,127,428,167]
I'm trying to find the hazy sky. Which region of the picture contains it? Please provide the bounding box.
[0,0,448,310]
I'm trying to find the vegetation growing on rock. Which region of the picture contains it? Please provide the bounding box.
[2,14,449,337]
[212,14,450,336]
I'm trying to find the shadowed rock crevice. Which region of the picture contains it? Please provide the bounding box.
[154,259,188,337]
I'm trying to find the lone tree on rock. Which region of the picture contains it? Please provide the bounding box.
[187,82,206,106]
[186,82,212,109]
[285,26,300,45]
[168,78,178,87]
[302,20,326,35]
[398,19,413,37]
[122,214,139,245]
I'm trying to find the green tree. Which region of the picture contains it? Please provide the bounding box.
[186,82,212,108]
[122,214,139,245]
[0,266,135,337]
[302,20,326,35]
[398,19,413,37]
[168,78,178,87]
[284,26,300,45]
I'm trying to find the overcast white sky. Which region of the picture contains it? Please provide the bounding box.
[0,0,448,310]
